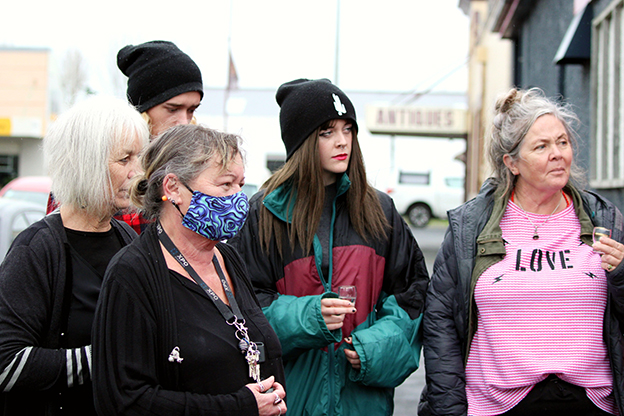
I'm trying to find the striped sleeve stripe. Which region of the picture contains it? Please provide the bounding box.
[75,348,83,386]
[66,347,92,387]
[0,347,33,392]
[66,349,74,388]
[85,345,92,377]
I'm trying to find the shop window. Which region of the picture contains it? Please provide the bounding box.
[591,0,624,187]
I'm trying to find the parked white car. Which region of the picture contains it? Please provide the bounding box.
[0,199,46,262]
[385,171,464,228]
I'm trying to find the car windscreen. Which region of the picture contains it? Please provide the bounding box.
[3,190,49,207]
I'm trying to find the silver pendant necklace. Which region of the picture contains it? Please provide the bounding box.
[514,192,563,240]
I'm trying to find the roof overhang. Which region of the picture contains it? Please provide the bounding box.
[554,3,592,65]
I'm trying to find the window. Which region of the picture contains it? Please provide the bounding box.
[0,155,17,174]
[592,0,624,187]
[398,172,430,185]
[266,155,285,173]
[445,177,465,188]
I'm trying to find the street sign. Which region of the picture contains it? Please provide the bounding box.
[366,105,467,137]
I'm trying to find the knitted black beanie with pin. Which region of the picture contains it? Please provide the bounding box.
[276,78,357,160]
[117,40,203,113]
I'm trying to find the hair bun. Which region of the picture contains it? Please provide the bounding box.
[496,88,520,115]
[137,178,148,193]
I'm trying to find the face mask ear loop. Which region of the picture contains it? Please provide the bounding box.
[183,183,195,194]
[171,182,195,220]
[172,200,185,218]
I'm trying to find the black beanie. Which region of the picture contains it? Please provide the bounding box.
[276,78,357,160]
[117,41,204,113]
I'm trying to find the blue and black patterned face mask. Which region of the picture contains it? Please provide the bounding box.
[178,184,249,241]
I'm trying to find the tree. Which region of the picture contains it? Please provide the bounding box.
[59,49,87,107]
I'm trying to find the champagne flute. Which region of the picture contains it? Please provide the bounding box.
[338,286,357,305]
[593,226,612,252]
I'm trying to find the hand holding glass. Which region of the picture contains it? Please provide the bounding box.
[338,286,357,305]
[593,226,612,252]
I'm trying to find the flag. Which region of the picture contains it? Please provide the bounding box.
[227,51,239,91]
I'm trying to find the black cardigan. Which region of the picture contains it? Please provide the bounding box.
[92,222,285,416]
[0,213,136,415]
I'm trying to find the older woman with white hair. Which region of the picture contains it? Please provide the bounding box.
[420,88,624,416]
[0,95,148,416]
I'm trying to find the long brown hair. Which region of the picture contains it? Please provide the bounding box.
[259,121,389,257]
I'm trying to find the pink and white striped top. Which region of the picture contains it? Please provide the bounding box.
[465,200,618,416]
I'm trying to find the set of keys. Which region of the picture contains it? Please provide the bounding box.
[233,319,262,382]
[244,342,261,382]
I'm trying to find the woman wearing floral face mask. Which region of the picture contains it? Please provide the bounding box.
[91,124,286,416]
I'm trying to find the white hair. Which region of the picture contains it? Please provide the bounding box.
[43,95,149,216]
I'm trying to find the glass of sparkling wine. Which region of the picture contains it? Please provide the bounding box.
[593,226,612,249]
[339,286,357,305]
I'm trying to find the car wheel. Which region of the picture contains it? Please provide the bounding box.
[407,203,431,228]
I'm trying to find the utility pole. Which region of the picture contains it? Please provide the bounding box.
[334,0,340,86]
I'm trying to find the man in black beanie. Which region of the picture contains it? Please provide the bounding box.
[111,41,204,234]
[117,40,204,138]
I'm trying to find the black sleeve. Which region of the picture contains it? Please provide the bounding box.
[421,226,468,416]
[607,205,624,327]
[0,223,92,395]
[381,193,430,319]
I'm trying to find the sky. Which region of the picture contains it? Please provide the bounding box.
[2,0,470,188]
[1,0,469,99]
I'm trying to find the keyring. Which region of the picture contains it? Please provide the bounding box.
[274,392,282,404]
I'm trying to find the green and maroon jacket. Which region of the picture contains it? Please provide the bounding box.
[229,173,429,416]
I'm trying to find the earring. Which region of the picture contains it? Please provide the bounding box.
[170,199,176,206]
[161,195,168,202]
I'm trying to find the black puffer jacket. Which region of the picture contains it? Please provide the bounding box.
[418,179,624,416]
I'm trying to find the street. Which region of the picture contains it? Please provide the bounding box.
[393,221,447,416]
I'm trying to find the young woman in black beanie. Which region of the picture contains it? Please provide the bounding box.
[229,78,429,416]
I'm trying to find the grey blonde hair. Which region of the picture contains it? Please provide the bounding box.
[488,87,586,196]
[131,124,243,219]
[43,95,149,216]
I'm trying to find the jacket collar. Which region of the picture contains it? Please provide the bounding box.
[263,173,351,224]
